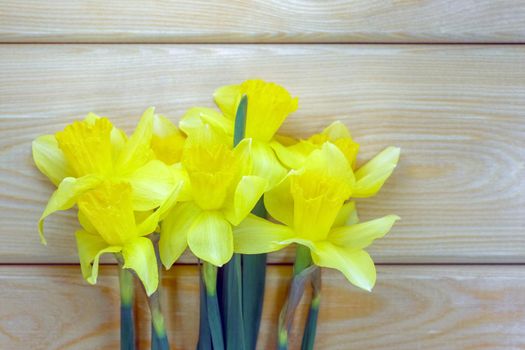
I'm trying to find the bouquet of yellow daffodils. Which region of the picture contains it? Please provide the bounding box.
[32,79,400,350]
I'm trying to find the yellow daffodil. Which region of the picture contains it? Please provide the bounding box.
[159,125,267,268]
[32,108,180,243]
[271,121,360,169]
[181,79,298,188]
[272,121,400,198]
[233,143,399,291]
[76,181,180,296]
[151,114,186,165]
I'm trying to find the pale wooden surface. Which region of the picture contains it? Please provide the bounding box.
[1,45,524,264]
[2,2,525,348]
[1,265,523,350]
[1,1,525,43]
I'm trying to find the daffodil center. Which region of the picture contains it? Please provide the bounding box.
[183,143,238,210]
[240,80,298,142]
[55,118,114,177]
[78,182,137,246]
[151,131,186,165]
[290,172,349,241]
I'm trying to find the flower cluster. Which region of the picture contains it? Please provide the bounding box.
[33,79,399,297]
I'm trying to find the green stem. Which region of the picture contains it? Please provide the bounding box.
[242,198,267,350]
[294,244,312,276]
[148,234,169,350]
[221,254,246,350]
[203,262,225,350]
[197,267,212,350]
[301,268,321,350]
[278,245,313,349]
[149,291,169,350]
[119,265,136,350]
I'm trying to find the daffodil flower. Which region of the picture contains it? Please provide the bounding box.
[233,143,399,291]
[32,108,179,243]
[181,79,298,188]
[271,121,360,169]
[159,125,267,268]
[151,114,186,165]
[150,114,193,203]
[76,181,180,296]
[272,121,400,198]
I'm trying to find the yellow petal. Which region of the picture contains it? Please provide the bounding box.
[321,121,351,139]
[170,163,192,202]
[215,80,298,142]
[251,140,288,189]
[242,80,298,142]
[75,230,122,284]
[115,107,155,174]
[136,180,184,237]
[224,176,267,226]
[187,211,233,266]
[313,121,360,167]
[353,146,400,198]
[302,142,355,188]
[77,182,136,246]
[32,135,73,186]
[328,215,399,249]
[233,214,294,254]
[182,125,238,210]
[264,175,294,227]
[127,159,177,211]
[232,138,252,177]
[213,84,242,119]
[153,114,179,137]
[83,112,127,161]
[55,117,114,177]
[159,202,201,269]
[78,209,97,234]
[122,237,159,296]
[290,143,355,240]
[39,175,102,244]
[311,242,376,291]
[151,114,186,165]
[332,201,358,227]
[180,107,233,136]
[110,126,127,159]
[270,139,313,170]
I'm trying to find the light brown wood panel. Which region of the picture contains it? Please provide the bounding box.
[1,265,524,349]
[1,1,525,43]
[1,45,524,263]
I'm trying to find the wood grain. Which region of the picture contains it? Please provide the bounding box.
[1,1,525,43]
[1,45,524,264]
[0,265,523,349]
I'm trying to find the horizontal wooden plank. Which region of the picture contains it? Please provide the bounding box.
[1,1,525,43]
[1,265,524,349]
[1,45,524,263]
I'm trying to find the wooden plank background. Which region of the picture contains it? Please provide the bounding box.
[1,1,524,349]
[1,1,525,43]
[2,266,524,350]
[1,45,524,264]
